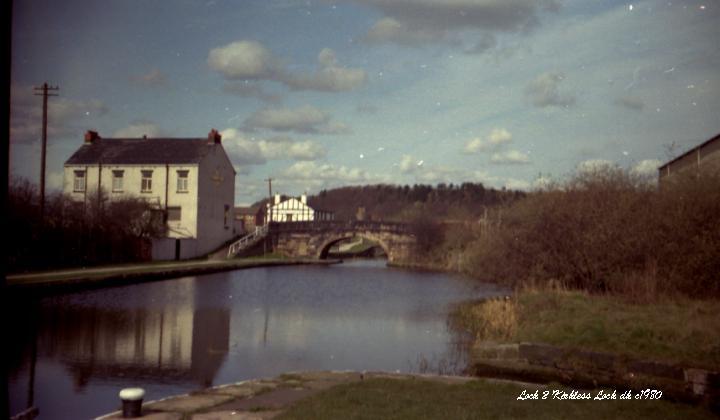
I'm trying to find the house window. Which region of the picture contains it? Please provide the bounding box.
[112,170,124,192]
[167,207,182,221]
[73,170,86,192]
[141,170,153,193]
[177,170,189,192]
[224,204,230,228]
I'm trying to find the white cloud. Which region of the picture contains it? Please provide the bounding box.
[113,122,166,138]
[220,128,326,164]
[209,42,366,92]
[285,48,367,92]
[490,150,530,164]
[631,159,661,177]
[207,40,284,80]
[532,175,554,191]
[220,128,268,165]
[318,48,337,68]
[576,159,615,174]
[464,138,487,153]
[504,178,531,190]
[488,128,513,145]
[525,72,576,108]
[413,165,470,184]
[399,154,422,174]
[464,128,512,153]
[257,137,326,161]
[243,105,350,135]
[394,156,526,189]
[281,161,377,184]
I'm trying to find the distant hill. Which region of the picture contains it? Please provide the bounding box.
[289,183,524,221]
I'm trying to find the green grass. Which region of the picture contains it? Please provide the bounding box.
[452,289,720,369]
[276,378,716,420]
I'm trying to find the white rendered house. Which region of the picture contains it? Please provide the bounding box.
[63,129,237,260]
[266,194,334,223]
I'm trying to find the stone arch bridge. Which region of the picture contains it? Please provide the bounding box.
[269,221,416,263]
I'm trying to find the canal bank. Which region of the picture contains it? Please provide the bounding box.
[94,370,717,419]
[5,258,341,295]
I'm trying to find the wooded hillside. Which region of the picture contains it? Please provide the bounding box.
[305,183,523,221]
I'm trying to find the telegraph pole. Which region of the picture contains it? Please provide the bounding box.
[33,83,59,220]
[263,177,273,256]
[265,177,273,224]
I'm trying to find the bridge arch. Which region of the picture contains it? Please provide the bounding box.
[270,221,416,263]
[317,234,390,260]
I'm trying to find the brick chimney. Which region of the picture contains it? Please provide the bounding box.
[84,130,100,144]
[208,128,222,144]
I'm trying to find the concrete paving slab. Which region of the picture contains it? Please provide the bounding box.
[191,411,281,420]
[102,411,183,419]
[207,384,256,398]
[209,388,317,411]
[144,393,235,413]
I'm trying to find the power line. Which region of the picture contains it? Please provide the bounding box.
[33,82,59,221]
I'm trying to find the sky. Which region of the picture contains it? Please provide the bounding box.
[10,0,720,205]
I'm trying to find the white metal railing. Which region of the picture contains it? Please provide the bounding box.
[227,225,269,258]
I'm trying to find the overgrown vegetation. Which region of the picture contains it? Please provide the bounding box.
[7,178,166,272]
[416,168,720,299]
[277,377,716,420]
[450,287,720,369]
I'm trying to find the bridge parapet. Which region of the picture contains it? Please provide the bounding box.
[268,220,413,235]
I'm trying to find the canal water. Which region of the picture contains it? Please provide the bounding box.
[7,260,505,419]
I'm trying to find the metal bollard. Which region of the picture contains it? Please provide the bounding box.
[118,388,145,418]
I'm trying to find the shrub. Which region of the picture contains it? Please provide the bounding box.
[7,178,166,272]
[461,168,720,299]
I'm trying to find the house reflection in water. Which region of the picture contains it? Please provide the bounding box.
[34,278,230,390]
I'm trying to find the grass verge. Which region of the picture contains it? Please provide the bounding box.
[276,377,715,420]
[451,288,720,369]
[240,252,288,261]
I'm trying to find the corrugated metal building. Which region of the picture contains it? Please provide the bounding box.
[658,133,720,183]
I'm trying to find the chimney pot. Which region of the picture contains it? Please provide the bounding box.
[274,194,281,205]
[84,130,100,144]
[208,128,222,144]
[300,194,307,204]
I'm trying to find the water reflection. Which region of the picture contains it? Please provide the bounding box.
[39,277,230,390]
[46,306,230,390]
[7,260,505,419]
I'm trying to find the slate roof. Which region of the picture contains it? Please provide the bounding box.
[65,138,218,165]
